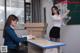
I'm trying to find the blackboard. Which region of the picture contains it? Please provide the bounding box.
[67,0,80,25]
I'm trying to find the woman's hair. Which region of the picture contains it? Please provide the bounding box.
[51,6,60,15]
[3,14,19,38]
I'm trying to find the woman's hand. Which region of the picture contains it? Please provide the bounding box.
[62,9,70,18]
[27,35,36,40]
[66,10,70,13]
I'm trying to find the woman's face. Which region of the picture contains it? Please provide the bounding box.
[52,8,57,14]
[11,20,17,27]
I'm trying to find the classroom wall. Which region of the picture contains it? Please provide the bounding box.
[61,25,80,53]
[0,30,4,46]
[0,24,4,46]
[41,0,80,53]
[41,0,53,39]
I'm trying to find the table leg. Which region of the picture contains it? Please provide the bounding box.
[43,48,58,53]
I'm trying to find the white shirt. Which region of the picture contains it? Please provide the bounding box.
[10,25,15,29]
[52,15,63,27]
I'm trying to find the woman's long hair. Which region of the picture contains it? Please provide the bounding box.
[51,6,60,15]
[3,14,19,38]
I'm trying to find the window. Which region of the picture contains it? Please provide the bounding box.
[24,0,41,23]
[0,0,5,24]
[24,2,32,23]
[6,0,24,24]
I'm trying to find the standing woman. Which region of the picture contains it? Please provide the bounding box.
[49,6,70,42]
[3,15,27,53]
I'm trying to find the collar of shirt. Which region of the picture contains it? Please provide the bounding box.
[10,25,15,29]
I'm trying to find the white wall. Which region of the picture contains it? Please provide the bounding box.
[0,24,4,46]
[0,30,4,46]
[41,0,80,53]
[41,0,53,39]
[61,25,80,53]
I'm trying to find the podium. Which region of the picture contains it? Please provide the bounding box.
[25,23,45,38]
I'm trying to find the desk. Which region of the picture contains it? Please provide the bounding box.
[28,38,65,53]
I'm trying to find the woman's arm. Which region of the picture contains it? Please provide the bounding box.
[6,27,21,45]
[62,10,70,18]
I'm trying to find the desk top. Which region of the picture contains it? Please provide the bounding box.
[28,38,65,49]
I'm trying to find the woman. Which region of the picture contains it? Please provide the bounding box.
[3,14,27,53]
[49,6,70,42]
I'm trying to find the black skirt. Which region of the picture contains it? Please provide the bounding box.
[49,26,60,39]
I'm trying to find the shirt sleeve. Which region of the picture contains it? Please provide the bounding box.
[6,27,21,45]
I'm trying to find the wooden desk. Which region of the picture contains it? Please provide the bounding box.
[28,38,65,53]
